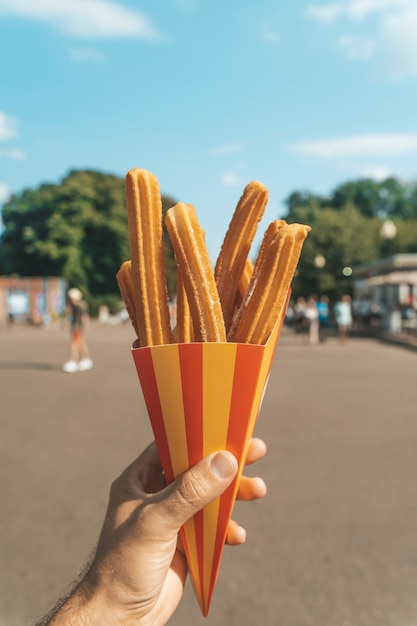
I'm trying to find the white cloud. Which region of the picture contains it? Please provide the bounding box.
[337,34,375,59]
[379,5,417,78]
[291,133,417,157]
[0,148,26,159]
[306,3,343,23]
[222,173,245,186]
[306,0,417,78]
[0,182,11,203]
[0,112,17,141]
[307,0,414,23]
[260,19,279,44]
[0,0,161,39]
[262,29,280,44]
[362,166,392,181]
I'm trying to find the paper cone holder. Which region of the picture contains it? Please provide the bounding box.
[131,299,287,615]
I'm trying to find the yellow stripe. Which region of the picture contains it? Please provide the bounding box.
[244,319,281,462]
[151,345,189,477]
[151,345,203,606]
[202,344,237,455]
[202,344,237,608]
[181,518,202,609]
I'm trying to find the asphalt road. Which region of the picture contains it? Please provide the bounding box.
[1,323,417,626]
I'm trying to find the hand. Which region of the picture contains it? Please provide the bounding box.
[48,438,267,626]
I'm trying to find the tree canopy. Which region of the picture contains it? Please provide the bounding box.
[285,177,417,300]
[0,170,178,312]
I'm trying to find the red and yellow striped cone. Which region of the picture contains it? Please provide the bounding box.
[132,300,287,616]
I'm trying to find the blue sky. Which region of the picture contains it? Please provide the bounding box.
[1,0,417,260]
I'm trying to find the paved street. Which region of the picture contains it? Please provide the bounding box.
[1,323,417,626]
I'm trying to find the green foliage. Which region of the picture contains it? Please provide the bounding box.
[285,176,417,301]
[0,170,179,309]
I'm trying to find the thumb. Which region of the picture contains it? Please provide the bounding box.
[154,451,238,533]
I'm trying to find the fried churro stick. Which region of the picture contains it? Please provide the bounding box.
[235,257,254,311]
[234,220,286,313]
[125,168,173,346]
[166,203,226,342]
[116,260,139,337]
[215,181,268,332]
[176,269,194,343]
[228,221,311,345]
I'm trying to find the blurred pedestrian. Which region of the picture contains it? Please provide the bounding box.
[63,288,93,373]
[304,297,319,345]
[317,295,330,342]
[334,295,352,343]
[294,297,307,335]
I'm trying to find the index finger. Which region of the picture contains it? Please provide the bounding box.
[115,441,164,498]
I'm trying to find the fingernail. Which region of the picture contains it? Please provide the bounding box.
[210,451,237,479]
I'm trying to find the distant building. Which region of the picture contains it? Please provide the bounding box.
[352,254,417,332]
[0,276,67,326]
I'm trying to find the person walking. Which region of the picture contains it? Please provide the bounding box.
[317,295,330,342]
[304,297,319,345]
[334,294,353,343]
[63,288,93,373]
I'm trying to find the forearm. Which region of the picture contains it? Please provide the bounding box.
[35,577,96,626]
[35,574,143,626]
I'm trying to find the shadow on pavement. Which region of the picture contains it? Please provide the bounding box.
[0,361,63,372]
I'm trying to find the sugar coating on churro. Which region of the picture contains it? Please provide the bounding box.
[125,168,173,347]
[116,260,139,338]
[166,203,227,343]
[228,221,311,344]
[175,269,195,343]
[235,257,254,311]
[117,168,311,347]
[215,181,268,332]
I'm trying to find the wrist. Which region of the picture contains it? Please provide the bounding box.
[46,583,96,625]
[48,579,132,626]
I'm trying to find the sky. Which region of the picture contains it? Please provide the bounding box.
[1,0,417,260]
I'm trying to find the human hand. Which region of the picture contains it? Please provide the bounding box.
[49,438,267,626]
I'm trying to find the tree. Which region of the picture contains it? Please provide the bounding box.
[331,177,417,219]
[284,175,417,300]
[0,170,178,311]
[289,204,380,300]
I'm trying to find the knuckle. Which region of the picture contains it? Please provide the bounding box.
[175,474,207,509]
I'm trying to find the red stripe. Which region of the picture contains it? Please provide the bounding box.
[178,343,205,592]
[227,344,265,457]
[132,348,174,483]
[266,293,289,375]
[208,344,265,601]
[193,508,204,604]
[178,343,204,467]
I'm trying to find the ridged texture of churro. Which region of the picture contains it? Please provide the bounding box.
[235,257,254,311]
[228,221,311,345]
[166,203,227,342]
[175,270,194,343]
[215,181,268,332]
[116,260,139,337]
[125,168,173,346]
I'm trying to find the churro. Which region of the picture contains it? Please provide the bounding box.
[165,203,226,343]
[125,168,173,347]
[116,260,139,337]
[215,181,268,332]
[228,221,311,344]
[235,257,254,311]
[175,269,194,343]
[118,168,310,346]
